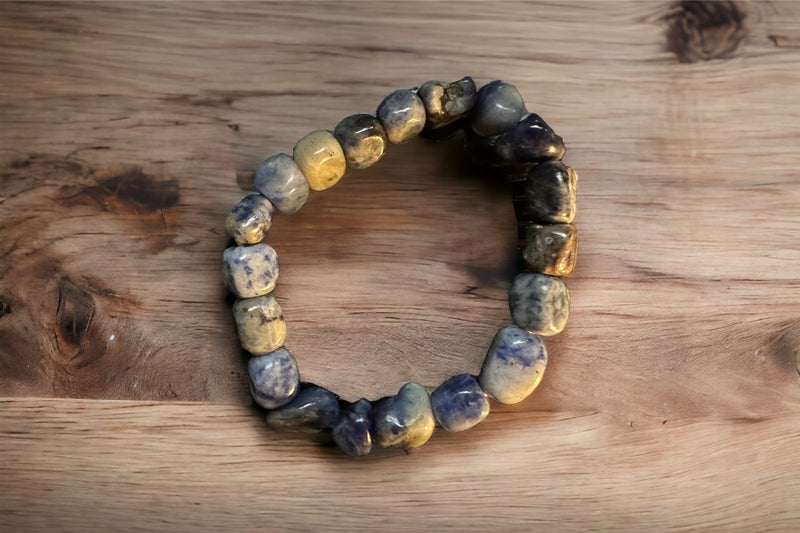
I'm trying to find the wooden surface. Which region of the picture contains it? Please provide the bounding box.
[1,1,799,530]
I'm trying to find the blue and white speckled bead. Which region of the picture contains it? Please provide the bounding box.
[225,193,274,245]
[479,326,548,404]
[222,243,279,299]
[509,273,571,336]
[253,153,310,215]
[248,347,300,409]
[430,374,490,432]
[376,89,426,143]
[372,381,435,449]
[265,386,340,433]
[332,398,373,457]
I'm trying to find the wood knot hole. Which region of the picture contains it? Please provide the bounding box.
[664,1,747,63]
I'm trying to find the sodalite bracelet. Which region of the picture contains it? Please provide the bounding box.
[223,77,578,456]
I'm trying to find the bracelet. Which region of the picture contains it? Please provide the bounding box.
[222,77,577,456]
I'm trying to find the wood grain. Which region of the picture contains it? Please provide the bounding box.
[1,1,799,530]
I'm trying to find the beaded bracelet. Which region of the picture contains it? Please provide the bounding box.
[222,77,577,456]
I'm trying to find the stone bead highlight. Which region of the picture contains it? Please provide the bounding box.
[372,381,435,449]
[495,113,566,163]
[293,130,347,191]
[418,76,477,130]
[232,294,286,354]
[225,193,274,245]
[522,224,577,276]
[222,243,279,299]
[265,386,340,433]
[376,89,426,143]
[470,80,527,137]
[509,273,570,336]
[524,161,577,224]
[253,153,310,215]
[430,374,490,432]
[333,114,388,169]
[479,326,548,404]
[248,348,300,409]
[332,398,373,457]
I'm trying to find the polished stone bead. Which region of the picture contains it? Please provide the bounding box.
[253,153,310,215]
[232,294,286,354]
[509,273,570,336]
[495,113,566,163]
[222,243,279,299]
[430,374,490,432]
[522,224,578,276]
[376,89,426,143]
[417,76,477,130]
[479,326,548,404]
[265,386,340,433]
[248,348,300,409]
[524,161,577,223]
[225,193,274,245]
[332,398,373,457]
[333,114,388,169]
[293,130,347,191]
[470,80,526,137]
[372,382,435,449]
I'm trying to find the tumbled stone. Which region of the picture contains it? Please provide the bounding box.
[479,326,548,404]
[509,273,570,336]
[524,161,577,223]
[430,374,490,432]
[332,398,373,457]
[522,224,577,276]
[333,114,388,169]
[222,243,279,299]
[248,347,300,409]
[293,130,347,191]
[225,193,274,245]
[470,80,526,137]
[232,294,286,354]
[372,382,435,449]
[376,89,426,143]
[418,76,477,130]
[495,113,566,163]
[265,386,340,433]
[253,153,310,215]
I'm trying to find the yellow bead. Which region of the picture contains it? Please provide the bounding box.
[232,295,286,354]
[293,130,346,191]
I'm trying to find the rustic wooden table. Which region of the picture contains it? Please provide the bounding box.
[2,1,799,531]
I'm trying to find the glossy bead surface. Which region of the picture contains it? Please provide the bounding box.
[470,80,526,137]
[332,398,373,457]
[333,113,388,169]
[376,89,426,143]
[222,243,279,299]
[479,326,547,404]
[232,294,286,354]
[253,153,310,215]
[524,161,577,223]
[509,273,570,336]
[522,224,577,276]
[372,382,435,449]
[293,130,347,191]
[418,76,477,130]
[248,348,300,409]
[265,386,340,433]
[225,193,274,245]
[430,374,490,432]
[495,113,566,163]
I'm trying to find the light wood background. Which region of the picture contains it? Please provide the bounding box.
[1,1,799,531]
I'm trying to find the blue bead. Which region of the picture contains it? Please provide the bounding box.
[479,326,548,404]
[371,382,435,449]
[332,398,373,457]
[265,386,340,433]
[430,374,490,432]
[469,80,526,137]
[247,348,300,409]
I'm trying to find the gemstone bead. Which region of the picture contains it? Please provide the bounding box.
[522,224,577,276]
[293,130,347,191]
[225,193,274,245]
[470,80,526,137]
[265,386,340,433]
[524,161,577,223]
[479,326,548,404]
[248,348,300,409]
[509,273,570,336]
[430,374,490,432]
[333,113,388,170]
[494,113,566,163]
[376,89,426,143]
[253,153,310,215]
[372,382,435,449]
[332,398,373,457]
[417,76,477,130]
[232,294,286,354]
[222,243,279,299]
